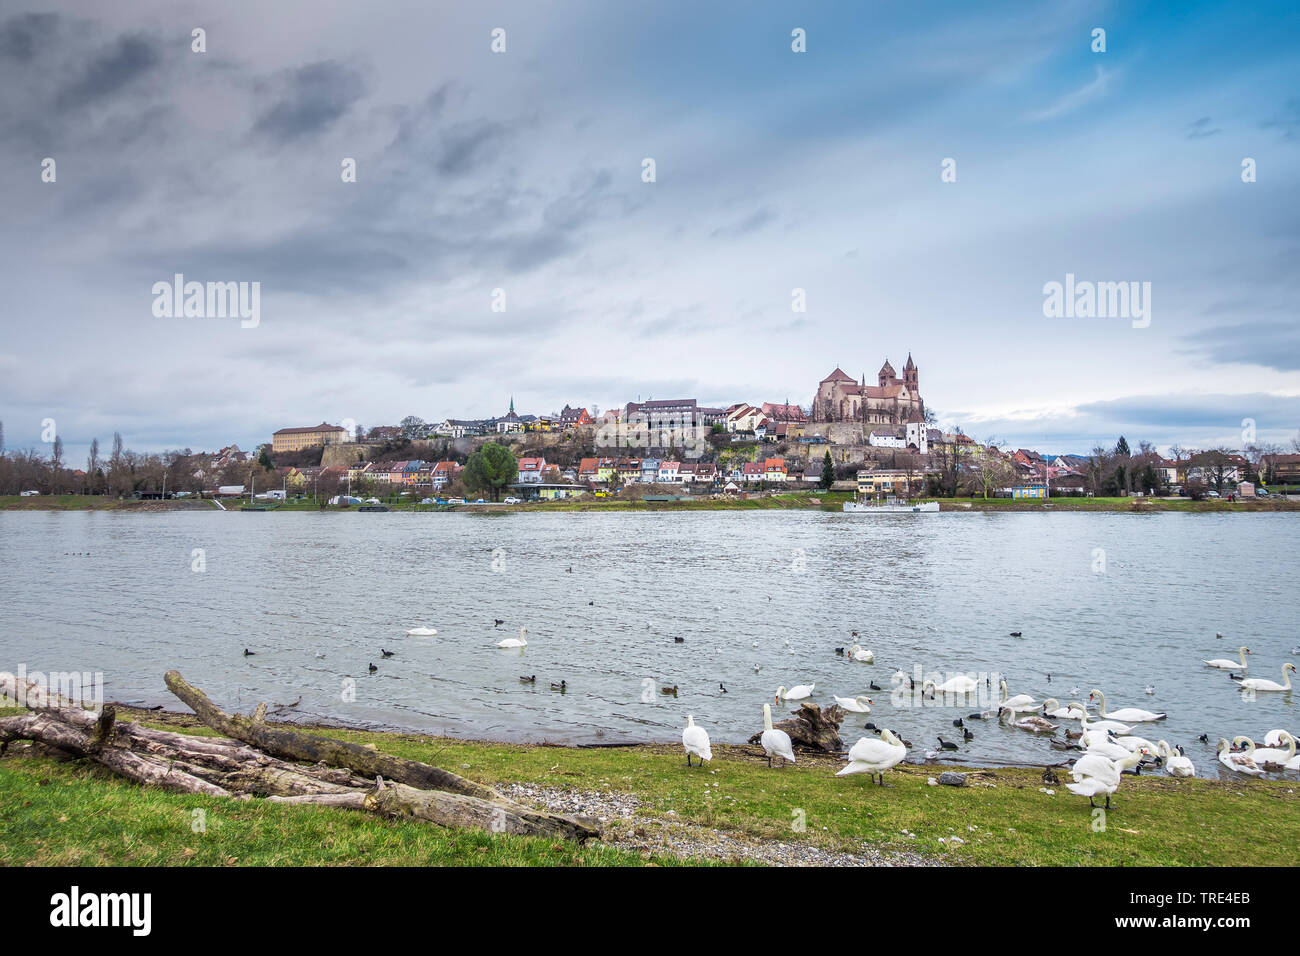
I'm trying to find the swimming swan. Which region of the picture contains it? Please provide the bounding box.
[832,694,873,713]
[776,683,814,702]
[999,679,1038,713]
[1232,662,1295,692]
[405,627,438,636]
[496,626,528,648]
[1203,645,1250,671]
[1088,688,1166,722]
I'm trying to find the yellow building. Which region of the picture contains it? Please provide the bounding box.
[271,422,352,453]
[856,469,923,497]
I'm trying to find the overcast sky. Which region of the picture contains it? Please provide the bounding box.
[2,0,1298,461]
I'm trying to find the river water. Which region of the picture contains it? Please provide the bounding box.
[2,509,1297,778]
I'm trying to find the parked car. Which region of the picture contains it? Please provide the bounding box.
[419,497,436,505]
[1206,490,1220,498]
[1257,487,1270,497]
[447,497,466,505]
[503,497,521,504]
[19,490,40,496]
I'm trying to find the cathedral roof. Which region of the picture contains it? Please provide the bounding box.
[821,367,857,384]
[879,359,896,377]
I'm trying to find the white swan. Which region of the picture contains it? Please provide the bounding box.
[999,679,1038,713]
[1203,645,1250,671]
[832,694,873,713]
[496,626,528,648]
[1083,734,1134,761]
[847,644,874,663]
[922,674,979,697]
[1079,712,1132,737]
[1041,698,1087,719]
[1000,708,1057,733]
[837,729,908,784]
[1156,740,1195,777]
[1263,728,1300,748]
[1067,749,1145,808]
[776,683,814,702]
[1088,689,1166,723]
[1217,738,1263,775]
[1233,662,1296,692]
[1111,734,1158,754]
[682,715,712,766]
[761,702,795,767]
[1238,733,1295,767]
[405,626,437,636]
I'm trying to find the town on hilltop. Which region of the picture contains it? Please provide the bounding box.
[5,356,1295,503]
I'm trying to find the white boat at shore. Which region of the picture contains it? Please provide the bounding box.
[843,497,939,514]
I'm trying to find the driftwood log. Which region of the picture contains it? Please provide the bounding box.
[747,701,844,752]
[0,671,599,843]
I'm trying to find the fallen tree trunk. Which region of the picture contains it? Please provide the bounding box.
[0,671,600,843]
[747,701,844,752]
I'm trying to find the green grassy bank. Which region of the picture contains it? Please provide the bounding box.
[2,706,1295,867]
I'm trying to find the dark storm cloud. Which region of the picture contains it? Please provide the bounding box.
[435,119,507,176]
[54,32,160,110]
[1181,322,1300,372]
[252,60,365,142]
[0,12,58,61]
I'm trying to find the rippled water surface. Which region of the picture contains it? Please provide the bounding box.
[2,509,1298,778]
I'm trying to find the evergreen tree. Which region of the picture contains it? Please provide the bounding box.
[463,442,518,501]
[819,450,834,490]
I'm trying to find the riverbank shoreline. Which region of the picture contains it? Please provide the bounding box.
[5,493,1299,514]
[3,699,1296,866]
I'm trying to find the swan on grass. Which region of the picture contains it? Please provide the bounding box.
[496,626,528,648]
[761,702,795,767]
[1156,741,1195,777]
[1203,645,1250,671]
[847,644,874,663]
[1067,749,1146,809]
[682,715,712,766]
[999,679,1038,713]
[1088,689,1166,723]
[832,694,873,713]
[836,729,908,785]
[405,627,438,636]
[1232,662,1296,692]
[775,683,814,702]
[1217,738,1263,775]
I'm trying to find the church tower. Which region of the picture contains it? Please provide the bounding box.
[878,359,896,388]
[903,353,918,391]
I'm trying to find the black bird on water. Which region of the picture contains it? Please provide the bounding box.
[1198,733,1209,743]
[864,722,879,732]
[937,737,959,751]
[953,717,964,728]
[588,600,594,606]
[494,619,505,626]
[834,647,845,656]
[1010,631,1023,637]
[368,662,378,673]
[674,636,685,643]
[869,681,882,691]
[380,649,394,658]
[962,727,974,741]
[565,567,573,573]
[550,680,567,691]
[718,683,727,694]
[519,675,536,684]
[243,649,255,656]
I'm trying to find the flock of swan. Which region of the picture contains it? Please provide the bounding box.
[410,621,1296,808]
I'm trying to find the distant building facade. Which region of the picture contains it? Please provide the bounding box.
[272,423,353,453]
[812,355,924,425]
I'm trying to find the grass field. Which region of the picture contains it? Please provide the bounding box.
[2,706,1296,867]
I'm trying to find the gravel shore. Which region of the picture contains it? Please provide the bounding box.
[498,782,938,867]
